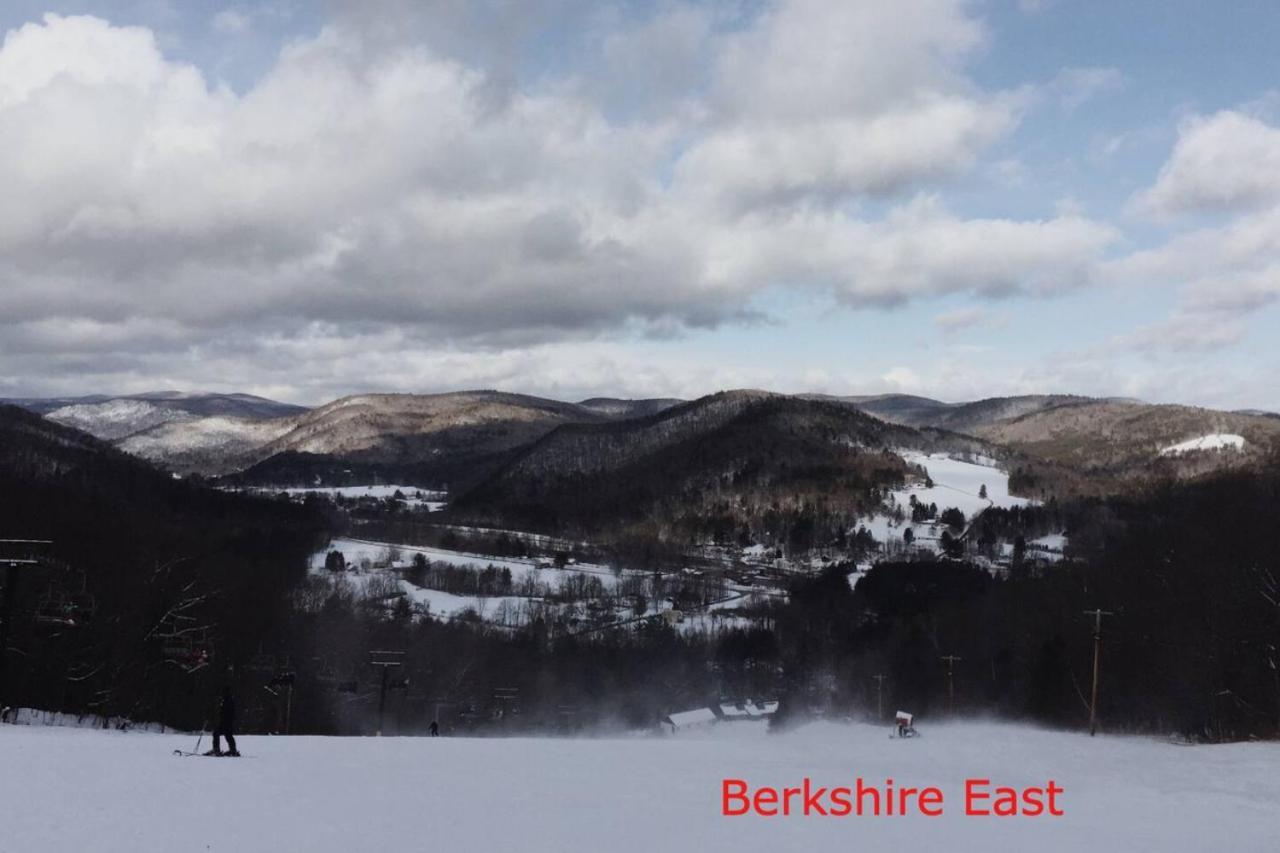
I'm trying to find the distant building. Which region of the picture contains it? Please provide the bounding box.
[661,707,718,733]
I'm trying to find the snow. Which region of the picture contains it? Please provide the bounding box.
[47,399,189,441]
[3,720,1278,852]
[0,707,180,734]
[122,415,290,458]
[397,583,535,622]
[895,451,1031,517]
[312,537,619,588]
[275,485,446,510]
[1160,433,1246,456]
[665,707,719,728]
[854,453,1031,553]
[1027,534,1068,561]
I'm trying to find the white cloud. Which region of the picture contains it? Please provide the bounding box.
[933,307,1006,333]
[0,6,1118,400]
[1136,110,1280,216]
[1112,204,1280,322]
[1049,66,1124,111]
[676,0,1021,209]
[212,10,250,35]
[701,196,1116,306]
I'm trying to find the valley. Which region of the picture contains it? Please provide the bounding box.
[3,387,1279,742]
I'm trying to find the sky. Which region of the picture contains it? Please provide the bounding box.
[1,1,1278,409]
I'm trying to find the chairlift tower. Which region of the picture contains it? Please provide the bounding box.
[940,655,963,714]
[369,650,406,736]
[0,539,53,711]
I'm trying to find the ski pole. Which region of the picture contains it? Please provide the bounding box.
[193,718,208,755]
[175,717,210,756]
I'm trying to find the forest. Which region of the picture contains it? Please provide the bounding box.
[4,402,1278,740]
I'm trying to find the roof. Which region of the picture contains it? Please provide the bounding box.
[665,708,718,727]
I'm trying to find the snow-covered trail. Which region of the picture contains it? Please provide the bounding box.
[2,720,1276,852]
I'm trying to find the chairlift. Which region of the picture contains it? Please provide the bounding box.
[313,656,359,692]
[31,572,97,630]
[162,633,215,673]
[155,616,215,674]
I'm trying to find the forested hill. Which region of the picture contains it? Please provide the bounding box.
[777,455,1280,738]
[449,391,989,540]
[0,405,329,727]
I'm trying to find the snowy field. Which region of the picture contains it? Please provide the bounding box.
[857,452,1032,551]
[895,451,1031,516]
[312,536,620,587]
[1160,433,1246,456]
[3,720,1277,852]
[309,537,758,632]
[275,485,446,510]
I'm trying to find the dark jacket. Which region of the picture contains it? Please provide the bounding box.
[218,691,236,728]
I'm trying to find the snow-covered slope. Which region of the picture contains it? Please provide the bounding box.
[2,720,1276,852]
[47,399,190,441]
[36,393,308,472]
[119,415,298,474]
[1160,433,1246,455]
[857,452,1030,551]
[896,451,1030,516]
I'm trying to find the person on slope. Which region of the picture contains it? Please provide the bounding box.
[209,686,240,757]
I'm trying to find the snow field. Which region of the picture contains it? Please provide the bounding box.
[894,451,1031,517]
[274,485,446,510]
[2,720,1276,852]
[856,452,1032,553]
[312,537,620,589]
[1160,434,1246,456]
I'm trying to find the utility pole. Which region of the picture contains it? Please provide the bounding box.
[1084,609,1114,736]
[0,540,52,713]
[940,655,962,714]
[369,650,405,736]
[872,674,887,721]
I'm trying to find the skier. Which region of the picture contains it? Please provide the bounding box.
[209,685,240,757]
[429,719,439,737]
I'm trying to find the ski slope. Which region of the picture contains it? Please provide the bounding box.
[895,451,1031,516]
[857,452,1031,552]
[1160,433,1246,456]
[3,720,1277,852]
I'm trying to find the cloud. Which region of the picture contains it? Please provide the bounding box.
[1111,314,1248,354]
[1136,111,1280,216]
[1112,204,1280,324]
[0,6,1116,400]
[676,0,1021,209]
[212,10,250,34]
[933,307,1007,333]
[1049,66,1124,111]
[702,196,1116,307]
[1110,111,1280,358]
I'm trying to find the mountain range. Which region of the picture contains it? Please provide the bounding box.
[6,389,1278,502]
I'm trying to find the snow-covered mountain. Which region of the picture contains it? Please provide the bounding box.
[3,392,309,474]
[44,398,192,441]
[119,415,301,475]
